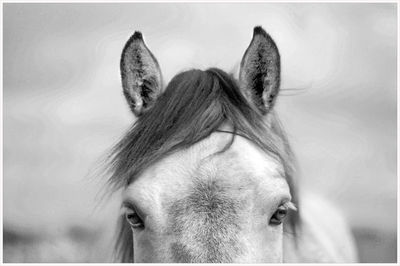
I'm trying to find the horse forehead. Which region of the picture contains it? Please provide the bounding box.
[129,133,285,205]
[130,134,286,262]
[194,141,283,188]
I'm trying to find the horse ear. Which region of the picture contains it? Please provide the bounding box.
[120,31,163,116]
[239,26,280,115]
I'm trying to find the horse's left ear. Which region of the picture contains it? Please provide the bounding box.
[239,26,280,115]
[120,31,163,116]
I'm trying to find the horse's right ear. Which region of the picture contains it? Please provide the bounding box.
[120,31,163,116]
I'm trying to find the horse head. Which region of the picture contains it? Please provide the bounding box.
[109,26,299,263]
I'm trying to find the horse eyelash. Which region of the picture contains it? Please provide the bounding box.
[284,201,297,211]
[120,201,135,215]
[119,206,128,216]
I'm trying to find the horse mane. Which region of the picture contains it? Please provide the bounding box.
[106,68,299,262]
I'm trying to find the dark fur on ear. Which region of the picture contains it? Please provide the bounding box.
[120,31,163,116]
[239,26,280,115]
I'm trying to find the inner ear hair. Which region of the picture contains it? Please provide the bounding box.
[120,31,163,116]
[239,26,280,115]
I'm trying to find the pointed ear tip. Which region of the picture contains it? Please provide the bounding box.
[132,31,143,40]
[253,26,267,37]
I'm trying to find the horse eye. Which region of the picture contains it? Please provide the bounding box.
[125,209,144,229]
[270,205,289,225]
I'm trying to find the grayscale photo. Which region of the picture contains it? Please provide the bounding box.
[3,2,397,263]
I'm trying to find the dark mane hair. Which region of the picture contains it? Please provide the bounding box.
[107,68,299,262]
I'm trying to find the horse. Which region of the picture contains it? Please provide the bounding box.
[105,26,358,263]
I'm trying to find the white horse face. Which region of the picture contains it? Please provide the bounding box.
[122,131,292,263]
[113,26,295,262]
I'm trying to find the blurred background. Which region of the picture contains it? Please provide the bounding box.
[3,3,397,263]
